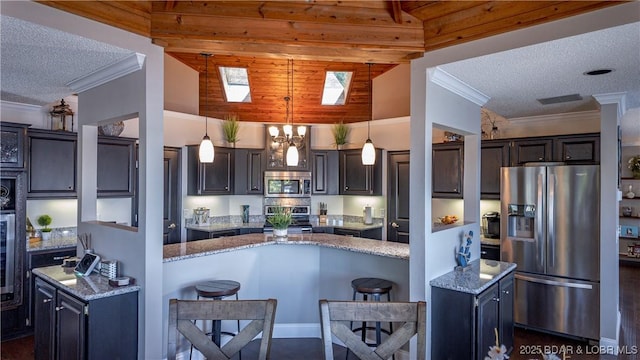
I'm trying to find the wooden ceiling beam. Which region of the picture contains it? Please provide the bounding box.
[389,0,405,24]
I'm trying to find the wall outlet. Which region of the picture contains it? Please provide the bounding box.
[379,208,385,218]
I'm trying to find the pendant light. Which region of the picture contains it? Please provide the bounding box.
[199,53,215,163]
[285,59,300,166]
[361,63,376,165]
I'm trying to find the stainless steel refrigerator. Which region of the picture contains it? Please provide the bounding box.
[500,164,600,341]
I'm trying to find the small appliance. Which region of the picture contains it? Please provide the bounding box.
[264,171,311,198]
[481,211,500,239]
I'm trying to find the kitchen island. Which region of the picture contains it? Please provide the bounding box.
[162,233,409,357]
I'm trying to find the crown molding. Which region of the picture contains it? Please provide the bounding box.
[0,101,44,112]
[507,110,600,124]
[429,67,490,106]
[67,53,145,93]
[593,92,627,119]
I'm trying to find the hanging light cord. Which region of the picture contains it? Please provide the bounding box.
[204,54,209,136]
[368,63,372,138]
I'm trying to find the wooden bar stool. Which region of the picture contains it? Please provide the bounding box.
[350,278,395,359]
[190,280,241,360]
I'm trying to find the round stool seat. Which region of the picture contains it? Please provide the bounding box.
[195,280,241,299]
[351,278,393,295]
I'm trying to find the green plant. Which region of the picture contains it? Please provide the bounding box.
[222,114,240,145]
[628,155,640,173]
[37,214,52,232]
[266,206,292,230]
[331,122,350,147]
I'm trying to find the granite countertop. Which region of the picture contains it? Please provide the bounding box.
[33,265,140,301]
[429,259,517,295]
[163,233,409,262]
[480,236,500,246]
[323,222,384,231]
[185,222,265,232]
[27,236,77,252]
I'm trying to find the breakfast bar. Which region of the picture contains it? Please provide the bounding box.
[162,233,410,355]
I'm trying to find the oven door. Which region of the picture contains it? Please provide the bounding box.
[1,213,16,300]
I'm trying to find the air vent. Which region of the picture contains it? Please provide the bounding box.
[537,94,583,105]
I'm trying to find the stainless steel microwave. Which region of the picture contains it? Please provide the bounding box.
[264,171,311,197]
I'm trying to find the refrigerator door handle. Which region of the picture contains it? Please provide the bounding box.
[536,173,545,270]
[548,173,556,269]
[515,274,593,290]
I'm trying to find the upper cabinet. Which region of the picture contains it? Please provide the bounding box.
[553,134,600,164]
[265,125,311,171]
[234,149,265,195]
[339,149,382,195]
[27,129,77,198]
[187,146,234,195]
[481,141,510,199]
[0,122,29,170]
[432,142,463,198]
[311,150,339,195]
[97,136,136,197]
[510,137,553,165]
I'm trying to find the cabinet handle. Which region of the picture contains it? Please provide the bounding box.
[453,188,457,192]
[538,157,543,161]
[503,290,510,295]
[565,155,571,159]
[345,186,349,190]
[43,299,52,303]
[68,186,72,190]
[481,251,487,255]
[492,297,500,302]
[55,306,65,311]
[224,186,228,190]
[53,256,70,260]
[252,186,258,190]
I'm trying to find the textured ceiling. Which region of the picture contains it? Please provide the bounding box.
[440,21,640,119]
[0,15,133,105]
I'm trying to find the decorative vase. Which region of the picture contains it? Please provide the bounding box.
[273,228,287,238]
[41,231,51,241]
[98,121,125,136]
[633,171,640,179]
[242,205,250,223]
[626,185,636,199]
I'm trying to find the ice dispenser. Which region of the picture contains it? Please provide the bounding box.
[506,204,535,239]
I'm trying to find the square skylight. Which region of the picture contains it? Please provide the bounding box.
[219,66,252,102]
[322,71,353,105]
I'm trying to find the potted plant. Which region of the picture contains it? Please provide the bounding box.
[331,121,350,150]
[628,155,640,179]
[37,214,52,240]
[222,114,240,148]
[267,206,292,238]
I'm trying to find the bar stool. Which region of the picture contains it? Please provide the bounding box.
[350,278,395,359]
[190,280,241,360]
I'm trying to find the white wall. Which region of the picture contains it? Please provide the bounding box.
[164,54,198,115]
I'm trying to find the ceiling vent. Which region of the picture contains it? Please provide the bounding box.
[537,93,583,105]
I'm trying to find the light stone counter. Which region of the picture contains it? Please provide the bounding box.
[429,259,516,295]
[163,233,409,262]
[185,222,265,232]
[27,236,77,252]
[33,265,140,301]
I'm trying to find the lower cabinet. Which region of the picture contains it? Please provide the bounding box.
[187,229,240,241]
[34,276,138,360]
[480,244,500,261]
[333,227,382,240]
[431,272,514,360]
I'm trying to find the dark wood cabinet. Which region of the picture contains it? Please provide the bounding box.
[432,272,514,360]
[187,146,234,195]
[97,136,136,197]
[187,228,239,241]
[339,149,382,195]
[480,243,500,261]
[0,122,28,169]
[311,150,339,195]
[510,138,553,165]
[27,129,77,198]
[432,142,463,198]
[34,276,138,360]
[481,141,510,199]
[554,134,600,163]
[234,148,264,195]
[334,227,382,240]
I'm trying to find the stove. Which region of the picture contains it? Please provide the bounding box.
[263,205,312,234]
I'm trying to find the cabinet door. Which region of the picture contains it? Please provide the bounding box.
[187,146,234,195]
[476,283,500,360]
[312,151,338,195]
[432,143,463,198]
[34,278,56,360]
[339,149,382,195]
[97,136,136,197]
[56,291,85,360]
[333,228,361,237]
[234,149,264,194]
[0,122,28,169]
[554,135,600,163]
[510,138,553,165]
[499,273,514,353]
[481,141,510,199]
[28,130,77,198]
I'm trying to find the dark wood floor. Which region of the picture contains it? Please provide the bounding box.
[2,264,638,360]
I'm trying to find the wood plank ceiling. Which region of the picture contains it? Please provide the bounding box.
[38,1,625,124]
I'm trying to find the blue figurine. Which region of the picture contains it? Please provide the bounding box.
[457,230,473,268]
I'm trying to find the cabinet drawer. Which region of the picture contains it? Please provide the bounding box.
[29,248,76,269]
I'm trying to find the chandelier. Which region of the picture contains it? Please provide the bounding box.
[268,59,306,166]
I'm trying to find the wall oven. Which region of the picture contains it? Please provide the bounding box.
[264,171,311,198]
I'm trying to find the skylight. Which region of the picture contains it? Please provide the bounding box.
[321,71,353,105]
[219,66,251,102]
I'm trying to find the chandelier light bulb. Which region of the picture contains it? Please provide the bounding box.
[269,126,279,138]
[297,125,306,137]
[286,143,299,166]
[199,135,215,163]
[283,124,293,138]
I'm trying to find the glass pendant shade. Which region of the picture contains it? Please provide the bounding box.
[199,135,215,163]
[269,126,279,137]
[283,124,293,138]
[286,143,299,166]
[297,126,307,137]
[361,139,376,165]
